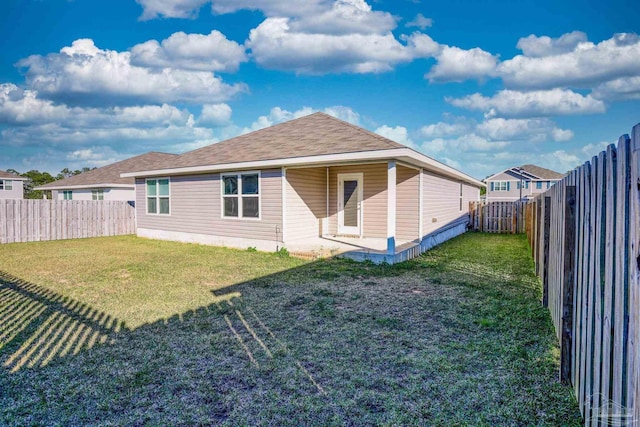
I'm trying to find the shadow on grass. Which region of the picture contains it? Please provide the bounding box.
[0,235,582,425]
[0,271,125,372]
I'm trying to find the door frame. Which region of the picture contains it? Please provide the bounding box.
[337,172,363,236]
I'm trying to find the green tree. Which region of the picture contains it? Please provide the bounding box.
[20,170,55,199]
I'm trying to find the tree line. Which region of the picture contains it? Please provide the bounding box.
[4,167,95,199]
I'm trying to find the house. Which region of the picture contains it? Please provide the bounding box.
[122,113,484,264]
[0,170,27,199]
[36,152,177,201]
[484,164,565,202]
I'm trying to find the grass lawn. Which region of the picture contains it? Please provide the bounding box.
[0,233,581,425]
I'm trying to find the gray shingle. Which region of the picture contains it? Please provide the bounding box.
[126,112,405,172]
[38,152,177,189]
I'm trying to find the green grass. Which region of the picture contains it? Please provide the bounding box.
[0,233,582,426]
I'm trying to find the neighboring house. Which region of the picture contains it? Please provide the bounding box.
[0,170,27,199]
[484,164,565,202]
[36,152,177,201]
[122,113,484,264]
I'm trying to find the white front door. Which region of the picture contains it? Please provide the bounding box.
[338,173,363,236]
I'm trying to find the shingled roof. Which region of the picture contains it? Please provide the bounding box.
[38,152,177,189]
[0,170,27,180]
[519,164,565,180]
[126,112,405,173]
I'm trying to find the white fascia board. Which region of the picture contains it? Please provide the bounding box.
[34,183,135,191]
[120,150,406,178]
[1,176,28,181]
[121,147,485,188]
[400,149,485,188]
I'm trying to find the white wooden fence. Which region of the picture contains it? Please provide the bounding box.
[0,200,136,244]
[527,123,640,426]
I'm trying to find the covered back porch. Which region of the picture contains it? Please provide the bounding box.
[283,160,446,263]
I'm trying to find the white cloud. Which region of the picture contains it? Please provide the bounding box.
[420,121,470,138]
[421,134,511,155]
[244,105,359,132]
[130,30,247,72]
[289,0,397,35]
[447,89,606,117]
[551,127,574,142]
[498,33,640,89]
[136,0,335,21]
[406,13,432,30]
[426,45,498,83]
[247,17,421,74]
[323,105,360,124]
[17,39,246,105]
[374,125,416,148]
[476,118,574,142]
[198,103,232,126]
[516,31,588,57]
[404,32,440,58]
[592,76,640,101]
[245,106,316,132]
[209,0,326,18]
[136,0,209,20]
[0,84,195,128]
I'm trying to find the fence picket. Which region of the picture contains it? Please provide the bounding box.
[523,122,640,426]
[0,200,135,244]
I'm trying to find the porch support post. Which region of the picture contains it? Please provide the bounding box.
[387,160,397,255]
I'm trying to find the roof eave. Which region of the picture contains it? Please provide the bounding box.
[121,148,484,188]
[34,183,135,191]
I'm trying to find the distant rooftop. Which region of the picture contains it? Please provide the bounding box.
[37,152,177,189]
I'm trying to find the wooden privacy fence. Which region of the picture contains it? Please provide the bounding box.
[527,123,640,426]
[469,200,526,233]
[0,200,136,244]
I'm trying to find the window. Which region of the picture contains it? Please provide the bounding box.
[222,172,260,219]
[546,181,551,189]
[536,181,542,190]
[63,190,73,200]
[459,183,463,211]
[492,181,509,191]
[146,178,170,214]
[0,180,12,191]
[92,190,104,201]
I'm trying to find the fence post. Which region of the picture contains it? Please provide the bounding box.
[543,196,551,307]
[561,186,577,384]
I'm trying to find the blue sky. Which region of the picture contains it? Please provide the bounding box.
[1,0,639,179]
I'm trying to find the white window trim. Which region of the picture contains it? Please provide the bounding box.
[493,181,509,191]
[92,189,104,201]
[145,177,171,216]
[0,180,12,191]
[220,171,262,220]
[459,182,463,212]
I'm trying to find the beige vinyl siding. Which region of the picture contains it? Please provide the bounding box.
[136,168,282,241]
[462,184,479,209]
[285,167,326,241]
[396,166,420,241]
[422,170,469,235]
[0,179,24,200]
[328,163,387,238]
